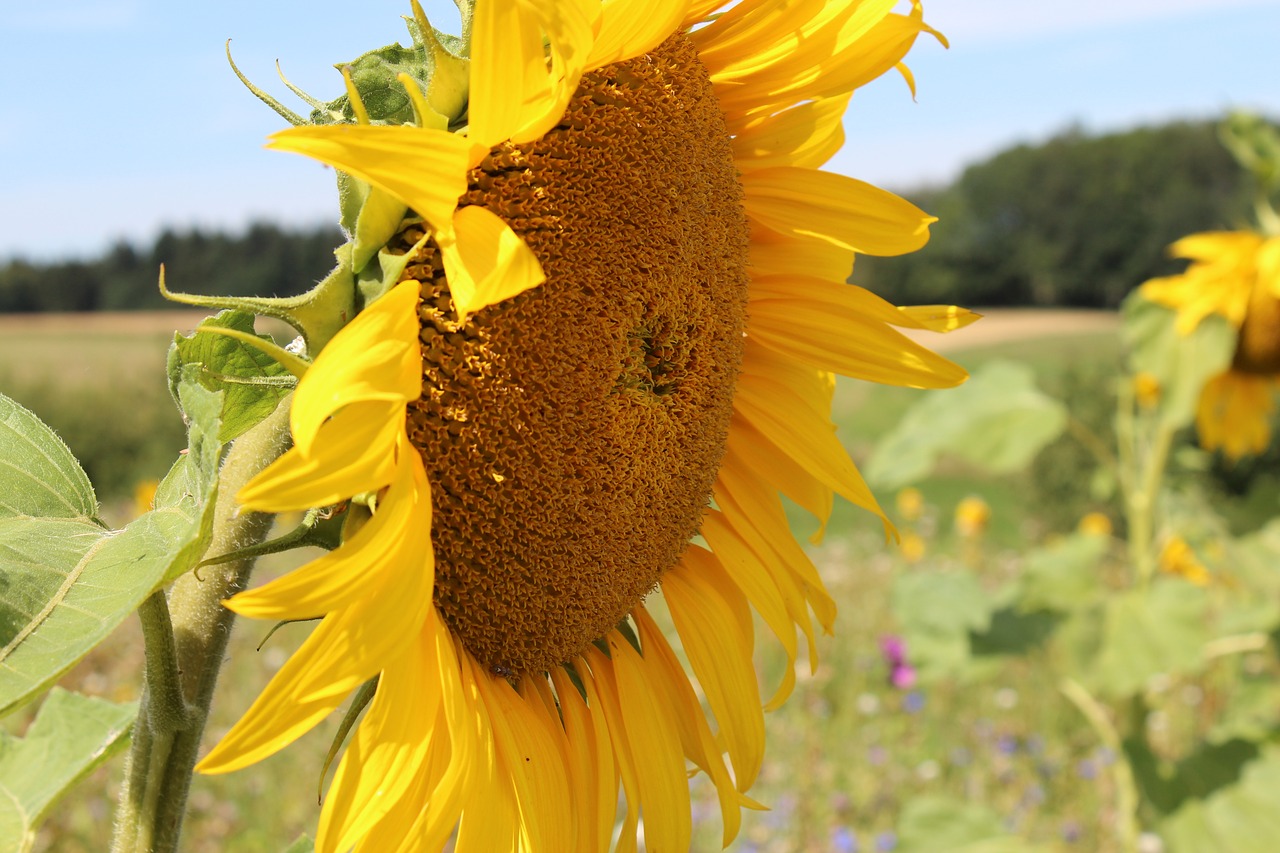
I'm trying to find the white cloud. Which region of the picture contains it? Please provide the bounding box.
[929,0,1279,45]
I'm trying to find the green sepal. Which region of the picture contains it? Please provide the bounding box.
[225,41,306,126]
[356,225,432,309]
[282,836,316,853]
[199,505,346,570]
[350,183,410,275]
[405,0,471,120]
[319,677,378,804]
[0,380,223,716]
[321,43,432,126]
[0,689,137,853]
[159,251,357,354]
[168,310,298,442]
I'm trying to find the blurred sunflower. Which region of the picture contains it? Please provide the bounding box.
[197,2,973,850]
[1142,231,1280,459]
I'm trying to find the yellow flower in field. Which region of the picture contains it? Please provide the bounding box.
[1077,511,1113,538]
[1133,371,1162,410]
[896,486,925,522]
[132,478,159,518]
[1142,230,1280,459]
[1159,536,1211,587]
[197,2,973,850]
[954,495,991,539]
[898,531,927,563]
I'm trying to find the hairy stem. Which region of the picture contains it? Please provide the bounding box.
[112,401,291,853]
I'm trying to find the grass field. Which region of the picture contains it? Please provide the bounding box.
[2,308,1211,852]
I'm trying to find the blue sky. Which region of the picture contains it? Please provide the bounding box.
[3,0,1278,260]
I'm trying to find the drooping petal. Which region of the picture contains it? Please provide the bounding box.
[267,125,482,238]
[317,620,441,853]
[551,665,618,853]
[723,414,834,539]
[437,205,547,322]
[237,400,403,514]
[289,278,423,455]
[663,549,765,791]
[230,449,430,620]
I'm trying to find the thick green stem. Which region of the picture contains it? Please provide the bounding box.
[112,401,291,853]
[1128,422,1175,587]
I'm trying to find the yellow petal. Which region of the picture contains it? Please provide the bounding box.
[748,227,856,283]
[897,304,982,333]
[587,0,688,67]
[743,167,935,257]
[664,551,765,793]
[470,0,597,147]
[723,414,833,539]
[748,277,968,388]
[229,451,430,620]
[1197,370,1275,460]
[633,605,752,845]
[471,658,571,853]
[437,205,546,322]
[714,458,835,633]
[267,125,480,237]
[583,647,642,853]
[289,279,421,455]
[551,666,618,853]
[317,625,441,853]
[731,93,851,171]
[736,340,888,525]
[237,401,403,513]
[700,517,799,710]
[600,633,693,853]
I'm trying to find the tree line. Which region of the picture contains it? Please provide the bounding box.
[0,118,1267,313]
[858,119,1263,308]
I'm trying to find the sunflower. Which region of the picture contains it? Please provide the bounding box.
[1142,230,1280,459]
[196,1,973,849]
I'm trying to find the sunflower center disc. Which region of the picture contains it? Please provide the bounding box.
[400,35,750,674]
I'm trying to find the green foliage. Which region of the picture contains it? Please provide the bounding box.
[858,119,1265,307]
[890,571,995,682]
[897,796,1048,853]
[0,383,222,715]
[866,360,1067,489]
[0,688,136,853]
[0,223,343,313]
[1159,748,1280,853]
[1122,293,1236,429]
[168,311,294,441]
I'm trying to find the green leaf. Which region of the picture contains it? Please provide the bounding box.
[282,836,316,853]
[0,394,96,521]
[1121,293,1235,428]
[891,571,994,682]
[1016,533,1108,612]
[0,380,224,715]
[170,311,293,442]
[1089,581,1210,698]
[897,795,1047,853]
[1209,680,1280,745]
[1161,747,1280,853]
[0,688,136,853]
[866,360,1068,490]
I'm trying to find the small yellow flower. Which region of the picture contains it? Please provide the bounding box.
[954,495,991,539]
[898,531,927,563]
[132,478,158,518]
[1077,512,1113,538]
[895,486,925,522]
[1159,536,1211,586]
[1133,372,1162,410]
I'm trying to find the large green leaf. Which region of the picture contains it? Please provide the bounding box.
[0,383,223,715]
[0,394,96,521]
[890,571,994,682]
[1089,581,1210,698]
[897,796,1047,853]
[1016,532,1108,612]
[168,310,293,441]
[1121,293,1235,428]
[0,688,136,853]
[865,360,1068,489]
[1161,748,1280,853]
